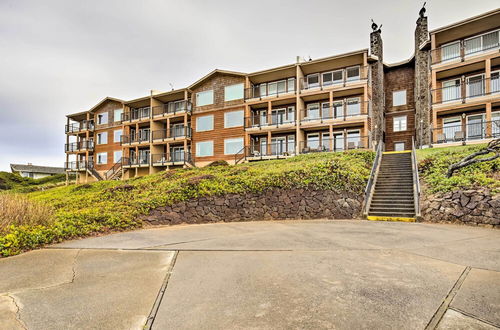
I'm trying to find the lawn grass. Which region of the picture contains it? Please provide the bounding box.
[0,172,70,193]
[0,151,374,257]
[416,143,500,194]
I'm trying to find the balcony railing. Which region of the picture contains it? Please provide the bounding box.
[151,152,193,166]
[65,120,94,133]
[431,77,500,105]
[244,78,296,100]
[65,140,94,152]
[244,113,296,129]
[152,101,192,118]
[432,120,500,144]
[299,135,369,153]
[123,154,151,166]
[64,160,94,171]
[151,126,192,141]
[122,107,151,122]
[120,131,151,145]
[300,100,370,123]
[237,143,297,160]
[300,66,369,91]
[430,29,500,65]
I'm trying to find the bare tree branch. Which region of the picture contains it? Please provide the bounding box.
[446,139,500,178]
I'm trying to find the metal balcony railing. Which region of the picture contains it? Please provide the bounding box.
[65,140,94,152]
[122,107,151,122]
[65,120,94,133]
[120,131,151,145]
[64,160,94,171]
[244,78,296,100]
[244,113,296,129]
[151,126,192,141]
[430,29,500,65]
[299,135,369,153]
[431,77,500,104]
[152,100,192,117]
[431,120,500,144]
[300,100,370,123]
[151,152,193,166]
[299,66,369,91]
[123,154,151,166]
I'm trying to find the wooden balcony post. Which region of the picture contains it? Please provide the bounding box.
[267,131,272,155]
[486,103,492,137]
[329,125,333,151]
[485,58,491,95]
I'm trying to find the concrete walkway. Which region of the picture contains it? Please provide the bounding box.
[1,220,499,329]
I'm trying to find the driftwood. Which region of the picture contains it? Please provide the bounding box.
[446,139,500,177]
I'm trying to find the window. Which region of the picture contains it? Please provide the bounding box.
[196,141,214,157]
[97,132,107,144]
[466,74,485,98]
[322,72,333,86]
[346,66,360,82]
[442,79,461,102]
[224,137,244,155]
[393,115,407,132]
[114,109,123,122]
[224,110,244,128]
[196,115,214,132]
[287,78,296,92]
[307,133,319,149]
[394,142,405,151]
[97,112,108,125]
[440,41,460,62]
[442,117,461,142]
[393,90,407,106]
[347,130,361,149]
[465,30,500,55]
[332,70,343,84]
[491,71,500,94]
[306,103,320,119]
[196,90,214,106]
[97,152,107,164]
[114,129,122,143]
[114,150,122,163]
[224,84,244,101]
[492,112,500,137]
[307,74,320,88]
[346,98,361,116]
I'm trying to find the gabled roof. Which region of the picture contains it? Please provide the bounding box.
[67,97,123,117]
[10,164,65,175]
[430,8,500,34]
[188,69,246,90]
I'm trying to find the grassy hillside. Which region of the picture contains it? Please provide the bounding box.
[0,151,374,257]
[417,144,500,194]
[0,172,69,192]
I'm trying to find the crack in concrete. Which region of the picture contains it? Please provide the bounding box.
[5,293,27,330]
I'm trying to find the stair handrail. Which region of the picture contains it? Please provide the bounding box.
[363,142,383,216]
[411,137,421,217]
[234,146,247,165]
[105,159,122,180]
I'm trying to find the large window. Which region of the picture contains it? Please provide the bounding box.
[97,112,108,125]
[393,115,407,132]
[114,109,123,122]
[97,152,107,164]
[393,90,407,106]
[196,90,214,106]
[114,150,122,163]
[196,141,214,157]
[97,132,107,144]
[224,84,244,101]
[196,115,214,132]
[442,79,461,102]
[224,137,244,155]
[113,129,122,143]
[224,110,244,128]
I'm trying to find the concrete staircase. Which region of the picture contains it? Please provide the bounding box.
[367,152,416,221]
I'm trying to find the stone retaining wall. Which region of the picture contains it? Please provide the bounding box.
[141,188,363,225]
[420,188,499,228]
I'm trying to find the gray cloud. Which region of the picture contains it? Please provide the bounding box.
[0,0,498,170]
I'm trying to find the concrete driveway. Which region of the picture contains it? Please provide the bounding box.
[1,220,499,329]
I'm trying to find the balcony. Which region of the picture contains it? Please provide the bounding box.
[432,119,500,145]
[151,126,192,143]
[121,131,151,145]
[430,29,500,65]
[152,100,192,119]
[64,160,93,171]
[431,76,500,105]
[236,142,297,162]
[299,135,369,154]
[300,100,369,125]
[122,154,150,168]
[300,66,369,92]
[65,141,94,153]
[244,78,296,101]
[244,113,296,130]
[65,120,94,134]
[122,107,151,122]
[151,152,193,166]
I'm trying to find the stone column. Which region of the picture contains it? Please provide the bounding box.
[369,28,384,149]
[414,15,431,148]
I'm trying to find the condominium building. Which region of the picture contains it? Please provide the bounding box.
[65,8,500,183]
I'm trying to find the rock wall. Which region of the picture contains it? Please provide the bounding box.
[421,188,499,228]
[141,188,363,226]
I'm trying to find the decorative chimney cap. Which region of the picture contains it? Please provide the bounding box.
[419,2,427,18]
[371,19,382,32]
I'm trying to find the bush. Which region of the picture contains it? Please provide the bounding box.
[0,194,55,233]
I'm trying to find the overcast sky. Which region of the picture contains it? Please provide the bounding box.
[0,0,498,171]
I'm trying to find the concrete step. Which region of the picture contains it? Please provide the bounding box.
[370,206,415,213]
[368,211,416,217]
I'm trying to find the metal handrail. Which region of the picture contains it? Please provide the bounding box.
[431,119,500,144]
[431,76,500,104]
[299,101,370,123]
[105,159,122,180]
[411,137,420,217]
[363,142,383,216]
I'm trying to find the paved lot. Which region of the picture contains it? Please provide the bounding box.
[1,220,499,329]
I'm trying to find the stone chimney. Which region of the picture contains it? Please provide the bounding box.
[370,26,385,148]
[414,13,431,147]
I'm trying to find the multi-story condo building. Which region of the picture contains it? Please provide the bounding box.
[65,8,500,183]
